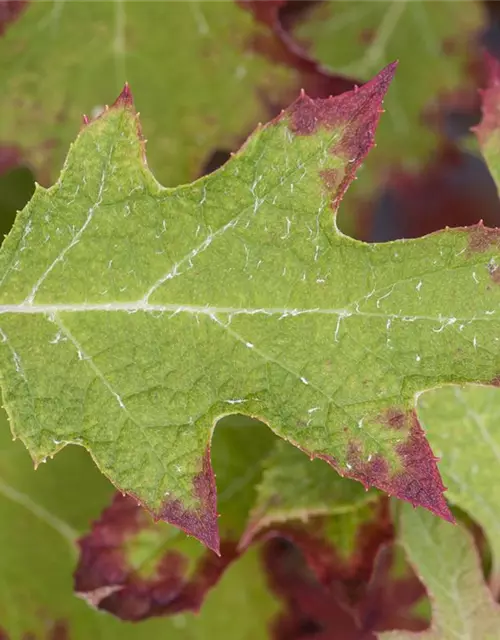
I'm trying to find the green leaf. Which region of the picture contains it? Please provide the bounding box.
[291,0,485,227]
[5,64,500,551]
[379,504,500,640]
[417,385,500,590]
[0,407,280,637]
[246,463,427,637]
[74,416,276,620]
[0,0,295,187]
[242,438,376,545]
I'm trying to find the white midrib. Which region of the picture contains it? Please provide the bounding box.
[0,302,496,326]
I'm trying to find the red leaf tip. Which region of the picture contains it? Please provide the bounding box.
[158,448,220,555]
[112,82,134,110]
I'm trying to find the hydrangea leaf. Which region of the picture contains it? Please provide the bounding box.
[399,53,500,593]
[0,0,296,187]
[241,438,377,545]
[417,384,500,594]
[293,0,484,182]
[291,0,485,233]
[0,407,280,636]
[379,504,500,640]
[74,417,276,620]
[5,65,500,552]
[258,499,428,637]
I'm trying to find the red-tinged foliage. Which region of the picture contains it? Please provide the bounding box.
[474,53,500,149]
[239,0,357,101]
[158,449,219,555]
[467,221,500,253]
[357,544,428,634]
[112,82,134,110]
[348,410,453,523]
[261,499,394,591]
[74,493,237,621]
[265,539,370,640]
[262,510,427,640]
[284,63,395,212]
[0,146,21,174]
[357,147,500,242]
[0,0,27,35]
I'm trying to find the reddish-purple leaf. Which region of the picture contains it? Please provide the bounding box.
[74,493,238,621]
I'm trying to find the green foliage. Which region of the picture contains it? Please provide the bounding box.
[379,505,500,640]
[418,385,500,585]
[2,2,500,638]
[0,0,295,186]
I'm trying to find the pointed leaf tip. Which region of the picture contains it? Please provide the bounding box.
[112,83,134,110]
[157,449,220,555]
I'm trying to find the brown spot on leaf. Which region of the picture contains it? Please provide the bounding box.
[48,621,69,640]
[360,28,376,46]
[441,37,459,55]
[467,221,500,253]
[319,168,341,192]
[384,408,408,430]
[74,493,237,621]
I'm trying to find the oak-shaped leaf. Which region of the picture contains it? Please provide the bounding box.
[4,64,500,551]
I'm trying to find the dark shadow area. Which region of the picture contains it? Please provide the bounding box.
[0,166,35,239]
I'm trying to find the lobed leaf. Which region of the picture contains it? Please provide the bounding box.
[5,65,500,551]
